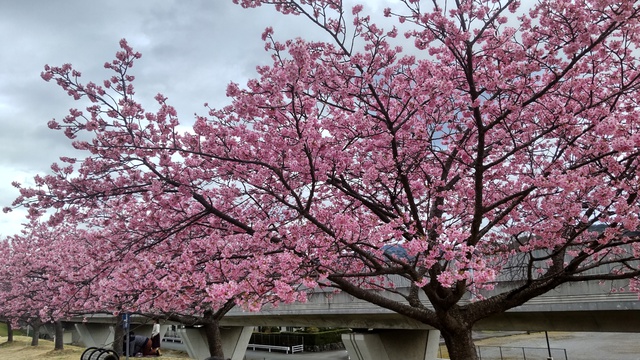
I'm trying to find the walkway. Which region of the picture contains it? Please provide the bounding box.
[475,331,640,360]
[244,349,350,360]
[243,332,640,360]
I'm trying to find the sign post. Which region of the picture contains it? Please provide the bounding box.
[122,313,130,360]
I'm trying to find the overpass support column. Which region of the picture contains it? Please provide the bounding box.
[74,323,115,348]
[342,329,441,360]
[177,326,252,360]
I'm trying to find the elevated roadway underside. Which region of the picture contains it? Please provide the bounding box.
[219,280,640,332]
[220,308,640,332]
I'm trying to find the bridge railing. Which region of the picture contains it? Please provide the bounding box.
[476,345,568,360]
[249,333,304,348]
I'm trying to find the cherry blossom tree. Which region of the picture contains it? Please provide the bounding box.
[0,221,158,351]
[6,36,315,357]
[7,1,640,359]
[5,210,281,357]
[0,214,241,356]
[222,1,640,358]
[0,240,16,344]
[0,222,137,349]
[88,204,293,357]
[0,226,67,348]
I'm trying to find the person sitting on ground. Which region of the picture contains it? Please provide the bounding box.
[128,333,157,356]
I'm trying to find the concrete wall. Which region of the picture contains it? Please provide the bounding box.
[342,329,441,360]
[178,326,253,360]
[75,323,114,348]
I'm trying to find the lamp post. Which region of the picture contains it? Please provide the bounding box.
[545,331,553,360]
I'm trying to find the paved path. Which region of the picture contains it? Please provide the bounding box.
[164,331,640,359]
[475,331,640,360]
[243,332,640,360]
[244,349,350,360]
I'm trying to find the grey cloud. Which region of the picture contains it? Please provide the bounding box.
[0,0,393,235]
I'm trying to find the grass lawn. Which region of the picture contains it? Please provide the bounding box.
[0,322,24,337]
[0,336,190,360]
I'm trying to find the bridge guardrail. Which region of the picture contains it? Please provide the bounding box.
[476,345,568,360]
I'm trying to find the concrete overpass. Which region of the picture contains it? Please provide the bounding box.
[69,278,640,360]
[219,279,640,333]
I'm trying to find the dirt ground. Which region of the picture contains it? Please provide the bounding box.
[0,336,190,360]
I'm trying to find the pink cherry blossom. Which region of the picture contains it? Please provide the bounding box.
[5,1,640,359]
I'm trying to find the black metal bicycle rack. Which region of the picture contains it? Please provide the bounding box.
[80,347,119,360]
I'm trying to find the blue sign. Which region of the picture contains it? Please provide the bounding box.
[122,313,130,330]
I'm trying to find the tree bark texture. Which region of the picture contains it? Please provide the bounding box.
[30,320,41,346]
[6,321,13,342]
[54,320,64,350]
[113,315,124,355]
[441,327,478,360]
[204,318,225,358]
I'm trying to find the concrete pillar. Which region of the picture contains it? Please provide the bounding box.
[177,326,253,360]
[63,331,73,344]
[75,323,115,348]
[177,327,208,360]
[158,324,171,341]
[342,329,441,360]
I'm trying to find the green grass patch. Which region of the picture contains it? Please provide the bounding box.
[0,322,24,337]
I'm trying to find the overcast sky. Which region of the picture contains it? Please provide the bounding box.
[0,0,396,236]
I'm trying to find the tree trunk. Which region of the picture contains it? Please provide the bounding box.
[204,319,225,358]
[54,321,64,350]
[113,315,124,355]
[441,327,478,360]
[203,311,225,358]
[6,321,13,342]
[30,320,41,346]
